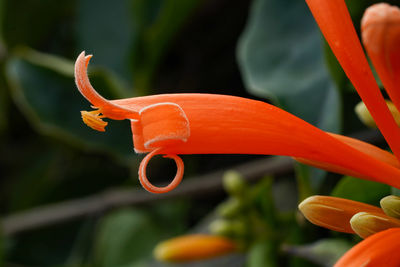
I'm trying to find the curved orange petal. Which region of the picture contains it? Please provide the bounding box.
[305,0,400,161]
[335,228,400,267]
[295,133,400,179]
[74,52,138,120]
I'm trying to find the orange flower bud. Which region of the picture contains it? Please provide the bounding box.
[153,234,237,262]
[362,3,400,113]
[350,211,400,238]
[299,195,384,233]
[380,195,400,219]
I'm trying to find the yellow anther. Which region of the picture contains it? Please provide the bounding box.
[81,110,108,132]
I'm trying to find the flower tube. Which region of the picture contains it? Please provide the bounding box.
[75,52,400,193]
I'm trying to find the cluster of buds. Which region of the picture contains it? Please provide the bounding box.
[299,195,400,239]
[154,171,278,263]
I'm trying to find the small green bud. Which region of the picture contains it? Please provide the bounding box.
[380,195,400,219]
[217,198,243,218]
[223,171,247,197]
[209,219,247,238]
[355,101,377,128]
[355,100,400,128]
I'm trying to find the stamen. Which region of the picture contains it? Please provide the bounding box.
[138,148,184,194]
[81,110,108,132]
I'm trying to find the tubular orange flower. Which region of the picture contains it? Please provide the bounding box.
[153,234,237,262]
[334,228,400,267]
[75,52,400,193]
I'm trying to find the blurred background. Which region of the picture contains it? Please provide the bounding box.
[0,0,398,266]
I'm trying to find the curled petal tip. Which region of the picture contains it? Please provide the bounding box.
[138,148,184,194]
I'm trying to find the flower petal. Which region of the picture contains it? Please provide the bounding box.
[305,0,400,161]
[74,51,138,120]
[334,228,400,267]
[138,148,184,194]
[295,132,400,179]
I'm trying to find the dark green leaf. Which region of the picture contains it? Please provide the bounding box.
[130,0,199,93]
[237,0,341,133]
[238,0,343,195]
[391,187,400,196]
[93,209,163,267]
[76,0,135,91]
[3,0,74,50]
[77,0,199,95]
[0,79,7,134]
[6,48,135,163]
[247,241,278,267]
[331,176,390,205]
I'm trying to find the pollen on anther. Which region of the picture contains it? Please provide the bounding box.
[81,110,108,132]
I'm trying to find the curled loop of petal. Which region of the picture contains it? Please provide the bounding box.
[138,148,184,194]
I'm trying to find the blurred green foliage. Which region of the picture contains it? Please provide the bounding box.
[0,0,397,266]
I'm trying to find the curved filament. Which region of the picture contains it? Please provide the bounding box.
[138,148,184,194]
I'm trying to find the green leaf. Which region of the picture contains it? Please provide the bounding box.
[76,0,135,91]
[130,0,199,93]
[93,209,163,267]
[237,0,341,133]
[247,241,278,267]
[0,78,8,134]
[331,176,391,205]
[391,187,400,196]
[238,0,342,196]
[284,238,352,267]
[77,0,199,95]
[0,229,3,267]
[2,0,74,50]
[6,48,135,163]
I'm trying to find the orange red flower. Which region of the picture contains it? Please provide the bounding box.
[75,0,400,265]
[75,51,400,193]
